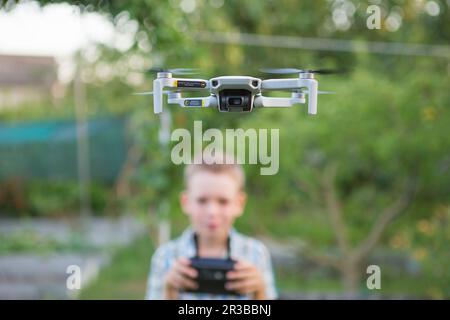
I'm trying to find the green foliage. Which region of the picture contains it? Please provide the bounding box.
[241,66,449,232]
[0,180,113,217]
[0,230,97,255]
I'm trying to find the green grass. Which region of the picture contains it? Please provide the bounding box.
[77,232,352,299]
[79,233,154,299]
[78,233,312,299]
[275,272,342,293]
[78,233,447,299]
[0,231,99,255]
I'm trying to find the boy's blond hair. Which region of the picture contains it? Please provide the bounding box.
[184,151,245,190]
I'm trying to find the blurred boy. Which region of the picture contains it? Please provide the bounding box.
[146,152,277,300]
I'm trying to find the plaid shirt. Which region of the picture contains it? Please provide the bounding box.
[145,227,278,300]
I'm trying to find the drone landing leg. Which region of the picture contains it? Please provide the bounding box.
[307,80,318,115]
[153,80,163,114]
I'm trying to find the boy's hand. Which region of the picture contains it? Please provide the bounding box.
[225,260,266,299]
[164,257,198,299]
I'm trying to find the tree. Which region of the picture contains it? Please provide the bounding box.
[242,68,450,294]
[301,164,416,292]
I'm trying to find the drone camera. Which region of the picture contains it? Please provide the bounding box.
[209,76,261,113]
[219,89,253,112]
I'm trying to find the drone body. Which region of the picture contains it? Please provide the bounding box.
[137,68,340,115]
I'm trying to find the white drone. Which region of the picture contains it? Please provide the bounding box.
[136,67,342,115]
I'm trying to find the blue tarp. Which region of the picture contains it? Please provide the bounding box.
[0,116,130,182]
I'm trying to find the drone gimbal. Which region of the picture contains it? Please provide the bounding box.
[136,68,341,115]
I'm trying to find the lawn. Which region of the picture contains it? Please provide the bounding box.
[78,233,349,299]
[79,234,154,299]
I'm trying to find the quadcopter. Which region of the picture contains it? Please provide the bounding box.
[135,67,344,115]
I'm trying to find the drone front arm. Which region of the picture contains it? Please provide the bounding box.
[152,77,209,114]
[261,78,318,114]
[167,94,217,109]
[254,95,305,108]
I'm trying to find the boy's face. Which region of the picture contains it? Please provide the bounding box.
[181,171,246,240]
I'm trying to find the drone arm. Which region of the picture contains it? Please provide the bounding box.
[167,95,217,109]
[152,77,209,114]
[261,78,300,90]
[261,78,318,114]
[254,95,305,108]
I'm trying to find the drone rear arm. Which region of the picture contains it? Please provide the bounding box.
[261,78,318,114]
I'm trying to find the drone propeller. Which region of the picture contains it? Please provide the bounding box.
[147,67,199,75]
[260,68,347,75]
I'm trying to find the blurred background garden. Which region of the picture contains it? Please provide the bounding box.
[0,0,449,299]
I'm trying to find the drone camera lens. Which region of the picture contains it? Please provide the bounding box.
[228,97,242,106]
